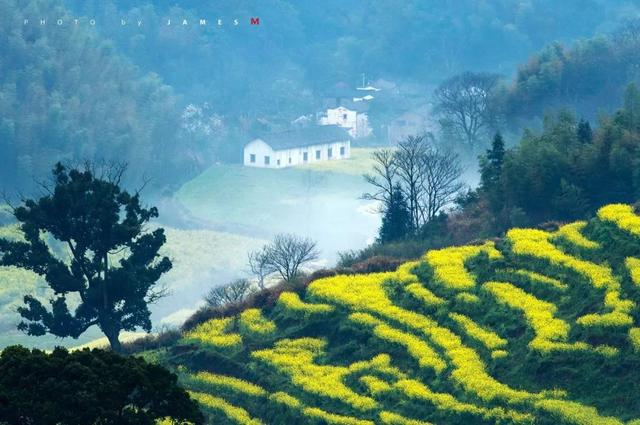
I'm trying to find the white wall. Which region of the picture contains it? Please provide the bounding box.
[320,107,358,138]
[320,106,372,139]
[244,139,351,168]
[356,113,372,138]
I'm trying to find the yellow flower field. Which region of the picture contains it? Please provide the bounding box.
[170,204,640,425]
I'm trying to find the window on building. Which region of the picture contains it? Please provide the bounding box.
[315,150,321,160]
[288,157,292,164]
[342,113,348,120]
[250,154,256,163]
[277,159,281,166]
[264,156,270,165]
[328,148,333,158]
[340,146,345,156]
[303,152,308,162]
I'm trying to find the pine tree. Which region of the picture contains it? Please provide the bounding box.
[479,132,506,219]
[480,132,506,189]
[577,119,593,143]
[378,184,411,243]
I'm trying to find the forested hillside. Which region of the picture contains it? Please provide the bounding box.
[2,0,640,193]
[145,204,640,424]
[0,0,203,192]
[67,0,636,106]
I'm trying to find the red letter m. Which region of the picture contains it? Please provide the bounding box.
[250,17,260,25]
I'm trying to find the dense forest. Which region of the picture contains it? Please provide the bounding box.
[3,0,640,192]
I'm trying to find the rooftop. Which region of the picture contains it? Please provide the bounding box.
[251,125,350,150]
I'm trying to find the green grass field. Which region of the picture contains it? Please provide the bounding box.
[175,152,380,261]
[295,148,382,176]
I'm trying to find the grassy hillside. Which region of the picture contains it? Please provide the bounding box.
[175,156,379,260]
[149,203,640,425]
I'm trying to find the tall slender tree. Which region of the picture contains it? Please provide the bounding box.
[378,184,411,243]
[0,163,171,352]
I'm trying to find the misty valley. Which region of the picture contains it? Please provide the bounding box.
[2,1,640,424]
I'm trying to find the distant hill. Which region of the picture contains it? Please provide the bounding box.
[147,203,640,424]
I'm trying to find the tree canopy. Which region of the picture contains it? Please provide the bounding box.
[0,163,172,352]
[0,345,204,425]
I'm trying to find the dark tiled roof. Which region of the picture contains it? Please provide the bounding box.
[322,97,370,112]
[253,125,350,150]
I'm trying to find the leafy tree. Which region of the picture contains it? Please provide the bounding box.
[0,163,171,352]
[551,179,590,220]
[480,133,506,189]
[0,345,203,425]
[378,184,411,243]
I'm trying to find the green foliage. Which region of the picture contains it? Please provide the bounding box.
[0,163,172,352]
[0,0,193,192]
[154,207,640,425]
[0,345,203,425]
[379,185,411,243]
[503,22,640,123]
[461,89,640,234]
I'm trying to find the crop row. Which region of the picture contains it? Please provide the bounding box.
[251,337,379,411]
[425,242,502,291]
[507,228,634,328]
[483,281,589,353]
[597,204,640,236]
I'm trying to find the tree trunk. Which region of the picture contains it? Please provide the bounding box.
[104,326,122,353]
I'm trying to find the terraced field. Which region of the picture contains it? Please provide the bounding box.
[154,204,640,424]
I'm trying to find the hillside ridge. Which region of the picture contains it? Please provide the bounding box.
[152,203,640,425]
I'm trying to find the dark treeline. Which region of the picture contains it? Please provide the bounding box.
[0,0,199,192]
[351,84,640,261]
[2,0,640,193]
[503,19,640,125]
[433,19,640,153]
[68,0,630,103]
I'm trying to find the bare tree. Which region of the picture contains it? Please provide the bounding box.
[248,247,275,290]
[421,148,464,222]
[204,279,254,307]
[434,72,500,149]
[362,149,397,208]
[264,234,319,282]
[395,135,430,230]
[362,137,464,234]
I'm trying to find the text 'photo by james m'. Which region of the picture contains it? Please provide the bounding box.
[21,17,261,27]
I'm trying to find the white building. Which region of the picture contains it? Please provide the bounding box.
[319,100,372,139]
[243,125,351,168]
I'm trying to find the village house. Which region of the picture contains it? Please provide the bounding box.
[387,108,433,145]
[318,82,374,139]
[243,125,351,168]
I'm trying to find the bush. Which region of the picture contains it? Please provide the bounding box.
[0,345,204,425]
[351,256,407,273]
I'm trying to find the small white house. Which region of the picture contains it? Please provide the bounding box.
[319,102,372,139]
[243,125,351,168]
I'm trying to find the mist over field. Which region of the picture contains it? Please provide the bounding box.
[1,0,640,350]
